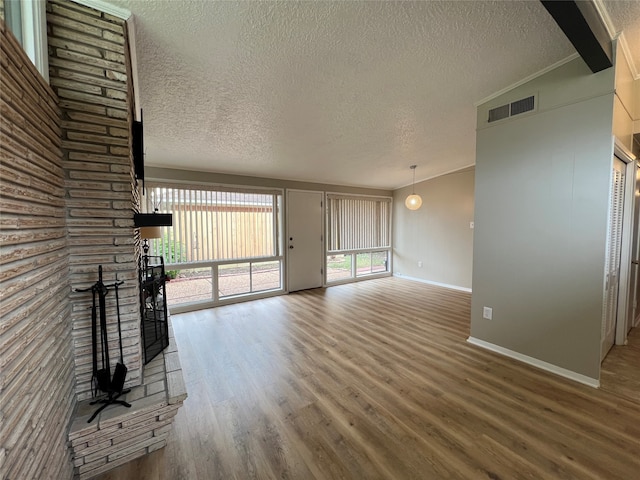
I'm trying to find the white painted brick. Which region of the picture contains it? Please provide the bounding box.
[77,455,107,475]
[146,379,166,396]
[153,423,173,437]
[147,439,167,453]
[1,20,75,480]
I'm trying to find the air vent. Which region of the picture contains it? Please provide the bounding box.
[510,96,535,116]
[488,104,510,123]
[487,95,536,123]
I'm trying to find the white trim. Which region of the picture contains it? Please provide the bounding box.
[616,33,640,81]
[393,273,472,293]
[126,18,141,120]
[466,337,600,388]
[73,0,131,20]
[169,288,284,315]
[326,271,392,288]
[592,0,616,38]
[614,136,637,346]
[614,137,637,163]
[592,0,639,80]
[473,53,580,107]
[396,164,475,190]
[20,0,49,83]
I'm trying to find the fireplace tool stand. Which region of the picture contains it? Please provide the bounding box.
[76,266,131,423]
[87,390,131,424]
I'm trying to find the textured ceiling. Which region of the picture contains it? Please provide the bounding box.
[602,0,640,65]
[103,0,639,189]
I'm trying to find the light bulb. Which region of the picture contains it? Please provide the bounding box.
[405,194,422,210]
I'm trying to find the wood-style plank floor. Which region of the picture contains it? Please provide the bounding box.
[601,325,640,403]
[97,277,640,480]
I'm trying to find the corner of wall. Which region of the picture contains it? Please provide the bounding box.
[47,0,142,401]
[471,58,615,380]
[392,168,475,290]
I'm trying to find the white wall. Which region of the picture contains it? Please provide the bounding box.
[471,58,616,382]
[393,168,474,290]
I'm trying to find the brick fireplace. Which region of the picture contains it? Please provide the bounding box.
[48,1,187,477]
[0,1,186,478]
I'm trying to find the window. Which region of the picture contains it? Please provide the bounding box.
[144,183,284,309]
[4,1,23,45]
[4,0,49,82]
[326,194,392,283]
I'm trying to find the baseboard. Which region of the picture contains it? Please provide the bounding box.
[466,336,600,388]
[393,273,472,293]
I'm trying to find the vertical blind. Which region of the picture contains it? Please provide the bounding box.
[145,182,282,263]
[326,194,392,252]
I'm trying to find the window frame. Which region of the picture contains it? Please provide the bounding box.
[5,0,49,82]
[143,181,285,312]
[324,192,393,285]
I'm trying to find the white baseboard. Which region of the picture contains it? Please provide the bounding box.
[393,273,472,293]
[466,337,600,388]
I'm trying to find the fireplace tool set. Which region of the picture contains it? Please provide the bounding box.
[76,266,131,423]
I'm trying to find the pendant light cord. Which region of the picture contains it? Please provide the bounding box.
[410,165,417,194]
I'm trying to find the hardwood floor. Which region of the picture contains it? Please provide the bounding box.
[96,277,640,480]
[601,325,640,403]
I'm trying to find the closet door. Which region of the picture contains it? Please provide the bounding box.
[602,157,626,361]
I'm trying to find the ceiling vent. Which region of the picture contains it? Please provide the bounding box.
[510,95,535,116]
[488,104,510,123]
[488,95,536,123]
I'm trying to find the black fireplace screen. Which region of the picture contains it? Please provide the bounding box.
[140,255,169,364]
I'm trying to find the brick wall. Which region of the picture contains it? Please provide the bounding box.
[46,0,142,402]
[0,19,75,480]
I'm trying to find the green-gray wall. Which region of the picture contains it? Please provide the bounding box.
[471,58,616,382]
[393,168,474,290]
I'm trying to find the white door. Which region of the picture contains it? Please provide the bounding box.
[287,190,323,292]
[602,158,626,361]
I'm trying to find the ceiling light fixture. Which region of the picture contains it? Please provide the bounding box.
[405,165,422,210]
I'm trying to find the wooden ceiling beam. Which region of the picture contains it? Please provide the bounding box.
[540,0,613,73]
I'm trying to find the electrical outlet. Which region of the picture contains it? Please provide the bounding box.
[418,261,423,267]
[483,306,493,320]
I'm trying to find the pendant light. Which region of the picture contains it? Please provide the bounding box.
[405,165,422,210]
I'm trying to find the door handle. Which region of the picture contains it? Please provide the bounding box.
[632,260,639,265]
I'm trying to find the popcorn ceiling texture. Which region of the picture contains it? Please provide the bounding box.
[602,0,640,63]
[110,0,584,188]
[101,0,640,189]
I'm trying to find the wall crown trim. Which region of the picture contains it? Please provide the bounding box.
[593,0,639,80]
[474,53,580,107]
